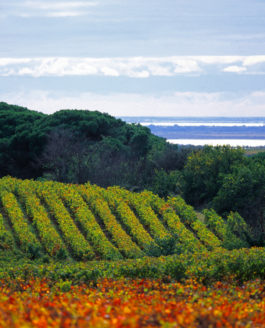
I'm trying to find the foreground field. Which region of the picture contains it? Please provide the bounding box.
[0,278,264,328]
[1,177,264,327]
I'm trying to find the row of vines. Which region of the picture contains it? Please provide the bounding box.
[0,177,251,260]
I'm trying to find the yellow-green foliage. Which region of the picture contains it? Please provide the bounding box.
[103,187,161,256]
[62,184,122,260]
[15,180,66,256]
[35,181,95,260]
[80,184,143,259]
[0,213,14,250]
[0,177,251,261]
[0,189,41,253]
[144,191,205,253]
[203,209,249,249]
[125,191,172,248]
[168,196,222,250]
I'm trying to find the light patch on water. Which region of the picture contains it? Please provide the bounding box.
[141,122,265,127]
[168,139,265,147]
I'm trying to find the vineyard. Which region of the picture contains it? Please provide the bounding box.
[0,177,251,261]
[0,177,265,327]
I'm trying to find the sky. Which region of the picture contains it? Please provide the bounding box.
[1,0,265,116]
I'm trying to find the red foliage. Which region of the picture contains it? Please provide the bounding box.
[0,278,264,327]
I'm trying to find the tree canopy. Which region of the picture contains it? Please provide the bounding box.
[0,102,190,188]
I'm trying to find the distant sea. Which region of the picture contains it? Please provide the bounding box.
[120,117,265,147]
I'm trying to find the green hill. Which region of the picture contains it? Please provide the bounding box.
[0,177,250,261]
[0,102,191,196]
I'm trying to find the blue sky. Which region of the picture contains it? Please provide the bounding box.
[1,0,265,116]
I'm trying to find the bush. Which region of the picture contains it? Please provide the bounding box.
[27,244,42,260]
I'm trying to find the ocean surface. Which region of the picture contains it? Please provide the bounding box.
[120,117,265,147]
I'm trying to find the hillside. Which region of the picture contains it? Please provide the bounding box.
[0,177,250,261]
[0,102,191,194]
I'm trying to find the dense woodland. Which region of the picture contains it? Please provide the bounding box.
[1,102,265,243]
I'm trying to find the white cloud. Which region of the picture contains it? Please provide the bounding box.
[127,70,150,78]
[0,56,265,78]
[242,56,265,66]
[0,58,32,66]
[1,90,265,116]
[196,56,244,65]
[13,1,99,18]
[24,1,99,10]
[100,67,120,77]
[0,57,202,78]
[13,11,91,18]
[223,65,247,73]
[44,11,89,17]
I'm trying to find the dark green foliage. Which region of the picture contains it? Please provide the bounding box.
[55,248,68,260]
[150,170,183,198]
[143,243,162,257]
[27,244,43,260]
[0,103,45,178]
[0,102,192,192]
[251,151,265,163]
[183,146,245,205]
[212,162,265,241]
[203,208,249,250]
[0,231,14,250]
[151,142,191,171]
[226,212,253,245]
[1,247,265,284]
[155,237,176,256]
[182,146,265,244]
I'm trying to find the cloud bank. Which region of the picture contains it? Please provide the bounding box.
[1,90,265,116]
[0,56,265,78]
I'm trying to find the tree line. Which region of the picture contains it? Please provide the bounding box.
[0,101,190,189]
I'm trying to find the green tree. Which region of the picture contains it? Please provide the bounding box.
[150,170,183,198]
[183,146,245,206]
[213,162,265,242]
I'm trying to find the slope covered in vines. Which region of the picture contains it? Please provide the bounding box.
[0,177,251,260]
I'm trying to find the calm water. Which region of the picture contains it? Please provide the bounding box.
[120,117,265,147]
[121,117,265,125]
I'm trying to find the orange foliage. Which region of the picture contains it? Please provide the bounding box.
[0,278,264,327]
